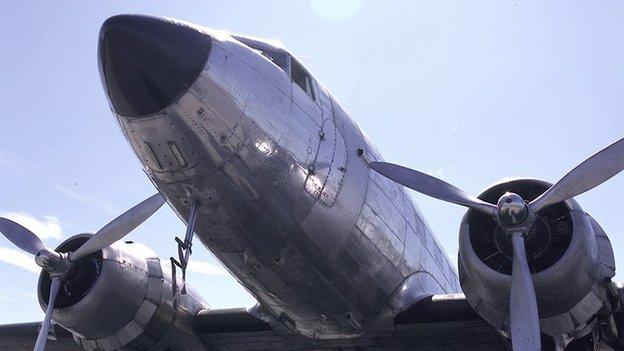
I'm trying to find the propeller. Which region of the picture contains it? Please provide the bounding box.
[0,218,47,255]
[0,193,165,351]
[370,136,623,351]
[509,232,541,350]
[69,193,165,262]
[33,277,60,351]
[529,137,624,212]
[369,162,498,216]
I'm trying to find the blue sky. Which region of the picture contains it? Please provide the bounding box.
[0,1,622,323]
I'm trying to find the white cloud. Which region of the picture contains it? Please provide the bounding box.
[0,211,63,240]
[187,260,228,276]
[0,246,41,274]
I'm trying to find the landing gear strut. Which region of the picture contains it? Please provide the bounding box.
[171,198,200,295]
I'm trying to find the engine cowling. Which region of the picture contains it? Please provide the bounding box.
[458,178,616,340]
[37,234,208,351]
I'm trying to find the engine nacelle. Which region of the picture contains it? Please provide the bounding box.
[458,178,616,340]
[37,234,208,351]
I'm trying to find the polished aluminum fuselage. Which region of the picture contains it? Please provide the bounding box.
[114,32,460,338]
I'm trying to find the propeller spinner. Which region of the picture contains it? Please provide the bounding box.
[0,193,165,351]
[370,137,623,351]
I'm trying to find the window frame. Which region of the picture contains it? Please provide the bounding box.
[289,56,316,101]
[232,35,289,74]
[231,34,317,102]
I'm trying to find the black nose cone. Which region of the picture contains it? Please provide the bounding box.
[99,15,211,117]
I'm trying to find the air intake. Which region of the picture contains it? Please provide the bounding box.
[467,179,573,275]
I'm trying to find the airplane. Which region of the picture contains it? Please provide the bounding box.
[0,13,622,351]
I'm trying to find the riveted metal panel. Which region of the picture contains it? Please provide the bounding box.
[364,178,408,244]
[192,71,246,134]
[356,203,404,268]
[568,290,602,327]
[127,332,158,350]
[402,226,425,276]
[244,69,289,142]
[115,320,143,346]
[342,226,405,310]
[216,45,252,110]
[146,275,164,304]
[305,119,335,199]
[96,334,122,351]
[146,258,163,278]
[319,127,347,207]
[134,300,158,327]
[290,76,323,127]
[541,312,575,336]
[78,337,97,351]
[144,297,176,340]
[280,106,318,167]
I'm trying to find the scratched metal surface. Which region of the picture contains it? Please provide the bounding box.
[114,30,460,338]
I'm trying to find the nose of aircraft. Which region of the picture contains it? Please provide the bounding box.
[98,15,211,117]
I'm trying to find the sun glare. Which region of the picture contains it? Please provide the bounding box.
[310,0,362,22]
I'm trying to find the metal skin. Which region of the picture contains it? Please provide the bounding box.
[37,234,208,351]
[99,15,459,338]
[459,178,616,344]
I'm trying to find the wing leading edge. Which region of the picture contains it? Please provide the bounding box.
[0,322,80,351]
[1,294,560,350]
[195,294,517,351]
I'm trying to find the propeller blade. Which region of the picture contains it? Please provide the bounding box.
[34,276,61,351]
[370,162,498,216]
[69,193,165,262]
[530,137,624,212]
[0,218,47,255]
[509,232,541,351]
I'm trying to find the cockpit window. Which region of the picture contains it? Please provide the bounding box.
[232,35,288,73]
[259,49,288,72]
[232,34,316,101]
[291,59,315,100]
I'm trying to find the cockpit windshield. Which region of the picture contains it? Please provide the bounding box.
[232,35,288,73]
[258,48,288,72]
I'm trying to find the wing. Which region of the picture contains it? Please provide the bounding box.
[1,294,556,350]
[0,322,81,351]
[195,294,526,350]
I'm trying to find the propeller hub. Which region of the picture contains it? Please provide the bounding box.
[35,249,71,275]
[497,192,529,226]
[35,249,63,271]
